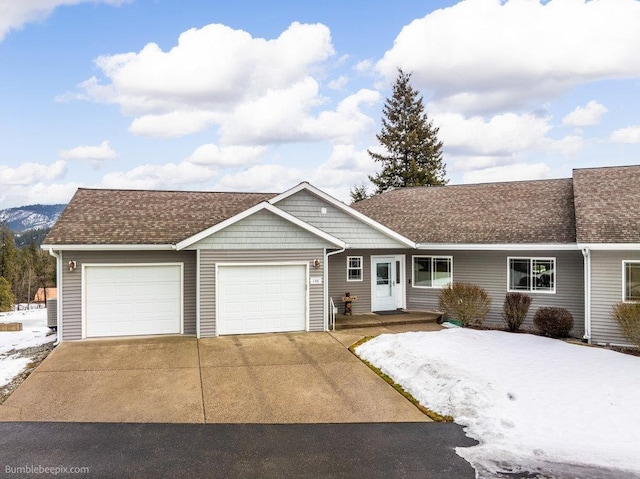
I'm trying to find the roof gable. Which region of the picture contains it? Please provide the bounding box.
[573,165,640,244]
[271,182,415,248]
[176,202,345,250]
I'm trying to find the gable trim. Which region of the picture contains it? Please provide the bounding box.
[175,201,347,251]
[269,182,416,248]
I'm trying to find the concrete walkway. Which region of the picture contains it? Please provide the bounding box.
[0,327,441,424]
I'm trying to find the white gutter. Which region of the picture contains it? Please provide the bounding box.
[40,244,175,251]
[577,243,640,251]
[581,247,592,342]
[416,243,579,251]
[324,246,347,331]
[47,248,62,345]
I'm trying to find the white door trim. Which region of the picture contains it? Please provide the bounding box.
[81,262,184,339]
[214,262,309,336]
[370,255,406,312]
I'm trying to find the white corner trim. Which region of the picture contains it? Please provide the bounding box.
[175,201,346,250]
[416,243,579,251]
[269,182,416,248]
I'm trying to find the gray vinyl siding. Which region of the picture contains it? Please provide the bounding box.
[59,250,197,341]
[199,249,325,337]
[329,249,585,336]
[188,209,334,250]
[276,189,407,248]
[590,250,640,346]
[407,249,585,335]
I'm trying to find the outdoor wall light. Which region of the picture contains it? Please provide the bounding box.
[68,260,77,271]
[313,259,321,269]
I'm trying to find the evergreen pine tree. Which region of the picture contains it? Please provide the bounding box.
[368,69,447,193]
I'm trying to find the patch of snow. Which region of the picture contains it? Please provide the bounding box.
[355,328,640,478]
[0,308,55,388]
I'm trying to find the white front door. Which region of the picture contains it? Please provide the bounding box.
[372,257,396,311]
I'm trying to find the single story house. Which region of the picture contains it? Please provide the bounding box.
[42,164,640,346]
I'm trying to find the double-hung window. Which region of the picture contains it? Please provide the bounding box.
[347,256,363,281]
[508,257,555,293]
[623,261,640,302]
[412,256,453,288]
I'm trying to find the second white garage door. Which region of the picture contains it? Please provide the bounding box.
[84,264,182,338]
[217,264,307,335]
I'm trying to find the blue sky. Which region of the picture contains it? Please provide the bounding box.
[1,0,639,208]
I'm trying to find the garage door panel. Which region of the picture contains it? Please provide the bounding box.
[85,265,182,338]
[218,265,306,335]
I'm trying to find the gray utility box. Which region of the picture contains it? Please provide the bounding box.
[46,298,57,329]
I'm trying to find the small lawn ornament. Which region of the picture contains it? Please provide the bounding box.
[342,292,358,315]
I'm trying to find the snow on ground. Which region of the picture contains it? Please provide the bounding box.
[0,308,55,387]
[356,328,640,478]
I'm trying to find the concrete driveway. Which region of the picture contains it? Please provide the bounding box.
[0,329,436,424]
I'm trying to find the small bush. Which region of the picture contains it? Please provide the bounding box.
[612,302,640,348]
[438,282,491,327]
[533,307,574,338]
[502,292,532,332]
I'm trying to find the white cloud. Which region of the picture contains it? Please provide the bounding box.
[100,162,215,190]
[354,59,373,73]
[0,160,66,186]
[610,125,640,144]
[0,182,79,208]
[185,144,267,167]
[59,140,117,161]
[214,164,305,192]
[562,101,608,127]
[462,163,551,184]
[437,112,552,156]
[327,75,348,90]
[378,0,640,114]
[71,22,341,141]
[129,111,221,138]
[0,0,127,41]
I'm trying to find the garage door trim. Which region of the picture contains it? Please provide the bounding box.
[215,262,309,336]
[81,263,184,339]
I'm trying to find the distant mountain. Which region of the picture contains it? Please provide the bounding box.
[0,204,66,232]
[0,204,66,247]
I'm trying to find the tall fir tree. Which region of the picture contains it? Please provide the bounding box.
[0,225,17,287]
[368,69,447,193]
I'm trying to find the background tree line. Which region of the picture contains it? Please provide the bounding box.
[0,224,56,312]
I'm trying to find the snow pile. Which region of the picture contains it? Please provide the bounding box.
[0,308,55,387]
[356,328,640,477]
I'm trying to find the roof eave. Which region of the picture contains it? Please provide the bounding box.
[415,243,579,251]
[40,244,176,251]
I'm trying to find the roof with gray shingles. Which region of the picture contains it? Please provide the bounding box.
[572,165,640,244]
[352,178,577,244]
[43,188,276,245]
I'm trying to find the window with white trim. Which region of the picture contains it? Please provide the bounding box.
[347,256,363,281]
[412,256,453,288]
[623,261,640,302]
[508,257,555,293]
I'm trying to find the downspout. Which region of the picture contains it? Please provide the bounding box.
[324,246,347,331]
[581,247,591,343]
[48,248,62,345]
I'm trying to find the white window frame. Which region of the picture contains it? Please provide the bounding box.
[346,256,363,282]
[622,260,640,302]
[411,255,453,289]
[507,257,556,294]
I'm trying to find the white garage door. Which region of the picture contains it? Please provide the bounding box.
[84,264,182,338]
[217,264,307,335]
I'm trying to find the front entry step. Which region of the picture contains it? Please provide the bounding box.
[335,311,442,330]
